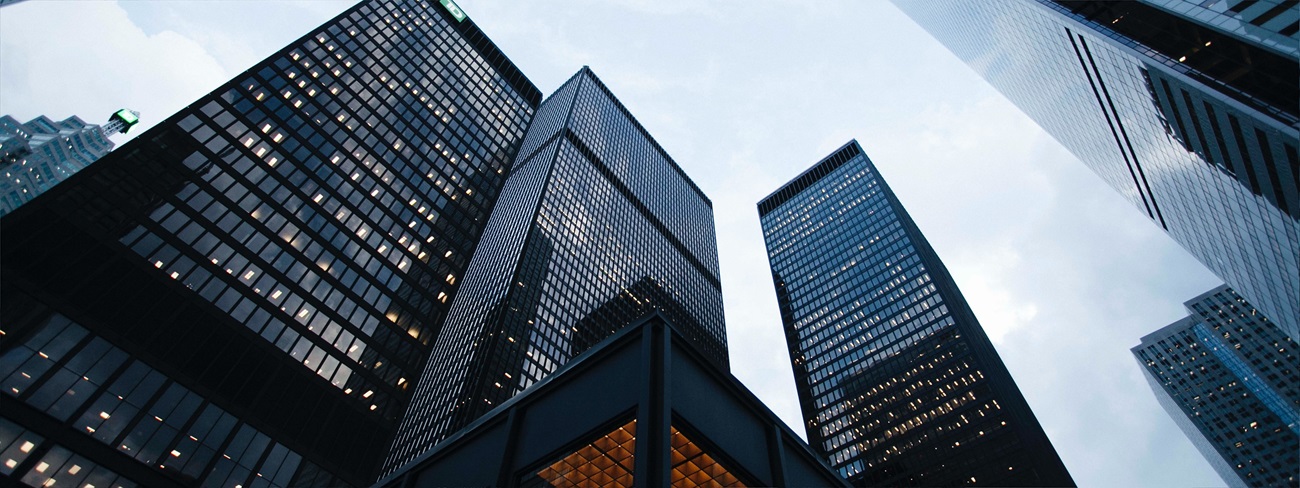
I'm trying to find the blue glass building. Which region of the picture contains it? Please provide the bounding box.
[892,0,1300,341]
[383,67,727,476]
[1133,285,1298,488]
[758,141,1073,486]
[0,1,540,485]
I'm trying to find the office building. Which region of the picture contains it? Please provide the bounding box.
[1141,0,1300,53]
[891,0,1300,340]
[377,313,847,488]
[0,0,540,486]
[1133,285,1298,488]
[384,67,727,476]
[0,110,138,216]
[758,141,1074,486]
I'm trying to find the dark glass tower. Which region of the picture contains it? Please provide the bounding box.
[1133,285,1298,488]
[0,1,540,486]
[890,0,1300,341]
[384,67,727,475]
[758,141,1074,486]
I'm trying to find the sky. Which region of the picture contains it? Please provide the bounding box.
[0,1,1229,486]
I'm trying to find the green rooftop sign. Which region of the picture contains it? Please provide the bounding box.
[114,109,139,126]
[440,0,466,22]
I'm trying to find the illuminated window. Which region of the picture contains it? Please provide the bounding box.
[0,419,42,476]
[530,420,636,488]
[670,426,747,488]
[525,420,749,488]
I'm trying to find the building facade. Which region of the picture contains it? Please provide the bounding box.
[1138,0,1298,56]
[377,314,847,488]
[759,141,1074,486]
[891,0,1300,341]
[1133,285,1298,488]
[0,110,138,216]
[0,1,540,486]
[384,67,727,476]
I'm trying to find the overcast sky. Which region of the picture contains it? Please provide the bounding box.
[1,1,1228,486]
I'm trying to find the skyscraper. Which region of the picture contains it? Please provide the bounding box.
[384,67,727,475]
[0,0,540,486]
[0,110,138,216]
[758,141,1074,486]
[1133,285,1298,488]
[891,0,1300,340]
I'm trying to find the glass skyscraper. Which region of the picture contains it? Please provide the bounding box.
[759,141,1074,486]
[1138,0,1299,54]
[0,110,138,216]
[1133,285,1298,488]
[0,1,539,486]
[384,67,727,476]
[891,0,1300,341]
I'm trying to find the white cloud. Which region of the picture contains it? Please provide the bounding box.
[571,0,728,19]
[113,0,355,77]
[949,247,1039,343]
[0,1,227,141]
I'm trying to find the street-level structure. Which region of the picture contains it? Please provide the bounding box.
[377,314,847,488]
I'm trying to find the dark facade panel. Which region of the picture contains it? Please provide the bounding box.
[670,353,771,474]
[410,419,511,487]
[511,342,642,465]
[0,1,539,486]
[760,140,1074,486]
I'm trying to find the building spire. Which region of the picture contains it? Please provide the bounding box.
[99,108,140,138]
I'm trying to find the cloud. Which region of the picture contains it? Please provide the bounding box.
[949,247,1040,343]
[571,0,728,18]
[114,0,356,78]
[0,1,227,141]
